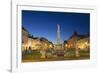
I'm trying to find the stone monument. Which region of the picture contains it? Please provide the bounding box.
[55,24,62,49]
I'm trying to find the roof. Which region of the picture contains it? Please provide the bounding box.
[67,32,89,41]
[22,26,28,32]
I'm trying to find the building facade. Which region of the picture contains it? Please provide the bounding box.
[22,27,29,51]
[65,32,90,50]
[22,27,54,51]
[76,37,90,51]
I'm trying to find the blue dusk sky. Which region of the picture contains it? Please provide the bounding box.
[22,10,90,44]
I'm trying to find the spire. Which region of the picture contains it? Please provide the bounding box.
[57,24,60,45]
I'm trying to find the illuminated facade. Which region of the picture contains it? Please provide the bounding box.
[76,37,90,51]
[22,27,54,51]
[27,37,53,50]
[63,41,68,49]
[22,27,29,51]
[67,32,78,49]
[66,32,90,50]
[48,42,54,49]
[28,37,41,50]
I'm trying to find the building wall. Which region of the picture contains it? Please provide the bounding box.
[22,29,28,44]
[76,37,90,50]
[27,38,42,50]
[66,33,90,50]
[67,36,77,49]
[22,29,29,51]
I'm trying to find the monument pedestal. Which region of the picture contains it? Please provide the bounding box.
[40,50,46,59]
[75,48,80,57]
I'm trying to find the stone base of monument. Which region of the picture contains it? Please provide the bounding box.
[64,54,67,57]
[75,49,80,57]
[40,50,46,59]
[53,55,58,58]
